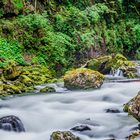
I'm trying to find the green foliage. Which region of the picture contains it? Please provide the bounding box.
[0,0,140,73]
[12,0,24,10]
[0,14,75,71]
[133,24,140,41]
[0,38,25,68]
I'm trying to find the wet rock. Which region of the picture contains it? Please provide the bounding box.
[50,131,80,140]
[106,108,120,113]
[40,86,56,93]
[124,91,140,122]
[71,125,91,132]
[0,115,25,132]
[127,129,140,140]
[64,68,104,90]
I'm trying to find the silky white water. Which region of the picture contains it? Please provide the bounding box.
[0,82,140,140]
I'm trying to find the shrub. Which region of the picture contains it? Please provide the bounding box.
[0,38,25,68]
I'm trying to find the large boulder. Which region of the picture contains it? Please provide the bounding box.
[0,115,25,132]
[86,54,138,78]
[50,131,80,140]
[64,68,104,90]
[124,91,140,122]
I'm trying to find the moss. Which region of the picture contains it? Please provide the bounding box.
[21,65,54,85]
[40,86,56,93]
[0,64,56,97]
[64,68,104,90]
[87,54,138,78]
[18,75,33,86]
[0,84,21,95]
[2,0,24,15]
[3,61,20,80]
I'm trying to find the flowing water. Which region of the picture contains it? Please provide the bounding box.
[0,82,140,140]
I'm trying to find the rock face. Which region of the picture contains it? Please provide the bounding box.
[0,115,25,132]
[124,91,140,122]
[64,68,104,90]
[50,131,80,140]
[40,86,56,93]
[86,54,138,78]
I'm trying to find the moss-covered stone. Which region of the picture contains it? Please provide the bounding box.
[3,62,20,80]
[0,64,56,97]
[21,65,54,85]
[87,54,138,78]
[123,91,140,122]
[0,83,21,96]
[64,68,104,90]
[50,131,80,140]
[18,75,33,86]
[40,86,56,93]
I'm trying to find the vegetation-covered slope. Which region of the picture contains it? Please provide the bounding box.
[0,0,140,73]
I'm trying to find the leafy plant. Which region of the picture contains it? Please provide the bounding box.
[0,38,25,68]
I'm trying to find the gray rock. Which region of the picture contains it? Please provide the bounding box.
[0,115,25,132]
[50,131,80,140]
[124,91,140,122]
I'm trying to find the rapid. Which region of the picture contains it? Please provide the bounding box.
[0,82,139,140]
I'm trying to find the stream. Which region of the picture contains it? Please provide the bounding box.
[0,82,140,140]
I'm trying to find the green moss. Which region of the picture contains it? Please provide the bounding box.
[0,64,56,97]
[87,54,138,78]
[1,84,21,94]
[64,68,104,90]
[40,86,56,93]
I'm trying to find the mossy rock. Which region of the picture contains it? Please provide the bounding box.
[0,83,21,95]
[21,65,54,85]
[0,65,56,97]
[64,68,104,90]
[18,75,33,86]
[123,91,140,122]
[87,54,138,78]
[87,55,112,74]
[40,86,56,93]
[50,131,80,140]
[3,62,20,80]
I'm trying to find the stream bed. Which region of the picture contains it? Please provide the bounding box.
[0,82,140,140]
